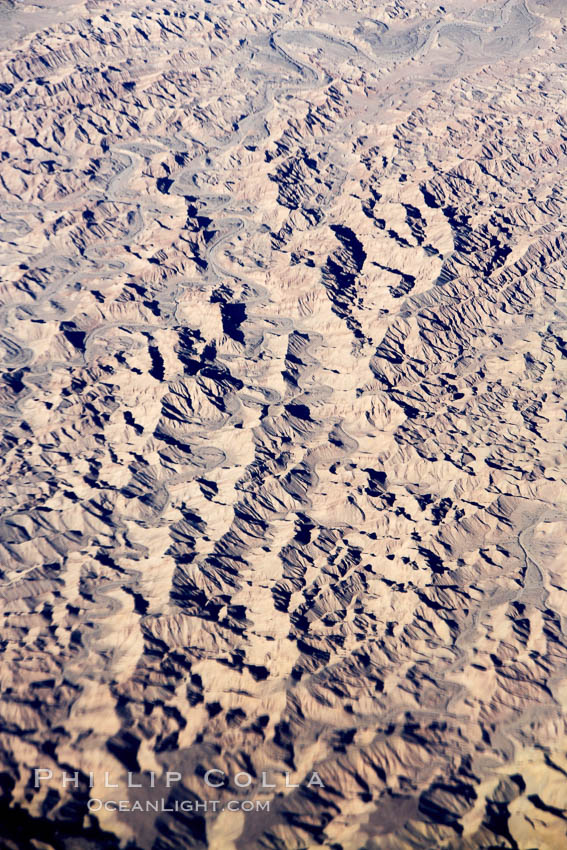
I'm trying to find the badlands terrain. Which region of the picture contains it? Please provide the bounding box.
[1,0,567,847]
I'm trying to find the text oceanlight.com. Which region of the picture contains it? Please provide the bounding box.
[87,799,271,813]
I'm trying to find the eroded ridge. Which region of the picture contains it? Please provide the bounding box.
[1,0,567,848]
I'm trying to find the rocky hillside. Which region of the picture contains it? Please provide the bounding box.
[0,0,567,848]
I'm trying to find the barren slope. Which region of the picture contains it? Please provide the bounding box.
[1,0,567,848]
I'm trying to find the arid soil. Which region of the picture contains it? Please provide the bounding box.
[1,0,567,848]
